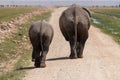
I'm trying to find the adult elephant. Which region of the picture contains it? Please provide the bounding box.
[29,21,54,68]
[59,4,91,59]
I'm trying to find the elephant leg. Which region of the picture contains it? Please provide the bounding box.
[34,56,40,67]
[77,41,85,58]
[32,48,36,62]
[69,37,77,59]
[40,45,49,68]
[33,47,41,67]
[76,42,80,56]
[30,36,40,62]
[40,36,50,68]
[32,43,41,61]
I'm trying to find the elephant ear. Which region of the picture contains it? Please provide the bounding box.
[82,7,91,17]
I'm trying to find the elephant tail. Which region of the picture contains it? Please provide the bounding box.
[74,7,78,49]
[40,21,43,55]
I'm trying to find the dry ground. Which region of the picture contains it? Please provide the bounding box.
[23,7,120,80]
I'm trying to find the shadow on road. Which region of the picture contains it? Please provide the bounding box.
[16,66,35,70]
[47,57,69,61]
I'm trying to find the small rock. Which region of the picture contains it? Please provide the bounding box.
[7,23,12,28]
[0,24,9,30]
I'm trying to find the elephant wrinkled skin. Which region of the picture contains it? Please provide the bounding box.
[29,21,54,68]
[59,5,91,59]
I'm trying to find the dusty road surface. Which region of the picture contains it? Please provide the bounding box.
[23,7,120,80]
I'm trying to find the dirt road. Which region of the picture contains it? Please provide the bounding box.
[23,7,120,80]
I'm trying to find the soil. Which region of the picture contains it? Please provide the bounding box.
[23,7,120,80]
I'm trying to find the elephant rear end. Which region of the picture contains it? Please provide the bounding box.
[29,21,54,68]
[59,4,91,59]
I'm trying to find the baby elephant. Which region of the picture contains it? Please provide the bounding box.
[29,21,54,68]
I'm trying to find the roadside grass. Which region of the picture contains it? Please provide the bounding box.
[90,8,120,18]
[0,10,52,80]
[91,8,120,44]
[0,7,38,23]
[0,37,16,62]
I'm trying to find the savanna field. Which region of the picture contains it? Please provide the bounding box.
[0,6,120,80]
[0,6,52,80]
[90,7,120,43]
[0,7,39,23]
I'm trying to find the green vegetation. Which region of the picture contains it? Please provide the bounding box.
[91,8,120,18]
[91,8,120,43]
[0,10,52,80]
[0,7,38,23]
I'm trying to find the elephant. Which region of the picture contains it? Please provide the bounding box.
[29,21,54,68]
[59,4,91,59]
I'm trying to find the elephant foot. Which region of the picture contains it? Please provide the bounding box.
[69,54,77,59]
[34,62,46,68]
[34,57,40,68]
[34,62,40,68]
[77,54,83,58]
[40,62,46,68]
